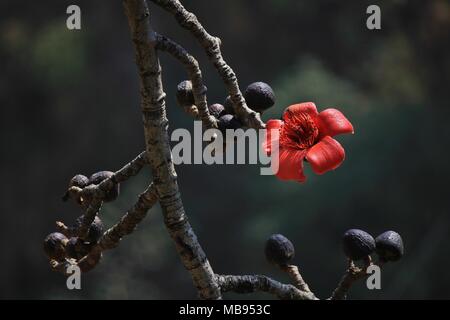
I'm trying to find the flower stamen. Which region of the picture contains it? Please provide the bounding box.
[280,112,319,150]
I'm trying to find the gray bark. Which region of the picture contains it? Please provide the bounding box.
[122,0,221,300]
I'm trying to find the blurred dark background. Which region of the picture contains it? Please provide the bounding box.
[0,0,449,299]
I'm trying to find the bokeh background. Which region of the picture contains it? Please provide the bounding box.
[1,0,449,299]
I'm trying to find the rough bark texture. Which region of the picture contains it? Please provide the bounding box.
[65,151,148,203]
[329,259,378,300]
[96,185,156,251]
[216,274,317,300]
[283,264,314,295]
[52,182,158,275]
[122,0,221,300]
[63,151,148,241]
[97,184,158,251]
[77,201,102,241]
[155,33,217,128]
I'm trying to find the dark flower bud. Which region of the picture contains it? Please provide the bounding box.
[65,237,92,260]
[176,80,194,107]
[375,231,404,262]
[218,114,242,133]
[342,229,375,261]
[265,234,295,267]
[65,237,79,259]
[43,232,68,261]
[72,215,104,244]
[244,82,275,112]
[89,171,119,202]
[208,104,225,118]
[176,80,207,107]
[62,174,89,202]
[69,174,89,188]
[223,96,235,115]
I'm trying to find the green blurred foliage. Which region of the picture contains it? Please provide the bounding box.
[32,22,87,88]
[0,0,449,299]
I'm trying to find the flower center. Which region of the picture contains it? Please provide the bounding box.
[280,112,319,150]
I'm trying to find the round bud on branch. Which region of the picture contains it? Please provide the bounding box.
[218,114,242,133]
[208,103,225,118]
[65,237,93,260]
[89,171,120,202]
[176,80,194,107]
[244,82,275,112]
[44,232,68,262]
[62,174,89,203]
[176,80,207,108]
[265,234,295,267]
[375,231,404,262]
[223,96,235,115]
[69,174,89,188]
[342,229,375,261]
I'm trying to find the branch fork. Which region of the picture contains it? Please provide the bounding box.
[44,0,400,301]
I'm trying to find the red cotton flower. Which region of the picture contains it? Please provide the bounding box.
[265,102,354,182]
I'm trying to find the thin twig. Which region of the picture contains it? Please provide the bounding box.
[155,33,217,128]
[62,151,148,241]
[91,184,158,253]
[216,274,317,300]
[329,258,378,300]
[52,184,159,275]
[150,0,265,129]
[65,151,148,203]
[282,264,314,295]
[76,184,159,270]
[77,200,103,241]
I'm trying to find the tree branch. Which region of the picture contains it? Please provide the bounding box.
[123,0,221,300]
[95,184,158,252]
[155,33,217,128]
[49,252,102,275]
[78,184,158,268]
[52,184,158,275]
[329,258,379,300]
[65,151,148,203]
[77,200,103,241]
[61,151,148,242]
[282,264,313,294]
[150,0,265,129]
[44,1,401,302]
[216,274,317,300]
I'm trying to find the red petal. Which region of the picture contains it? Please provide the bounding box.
[316,108,354,138]
[306,136,345,175]
[283,102,318,121]
[263,119,283,154]
[266,119,283,130]
[273,147,307,182]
